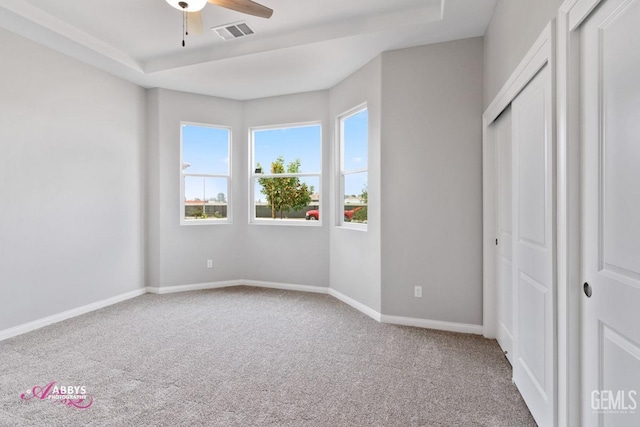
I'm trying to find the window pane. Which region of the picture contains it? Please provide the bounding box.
[253,125,321,174]
[342,109,368,172]
[343,172,367,223]
[182,125,229,175]
[254,176,319,220]
[184,176,228,220]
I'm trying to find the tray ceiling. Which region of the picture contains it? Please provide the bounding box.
[0,0,497,100]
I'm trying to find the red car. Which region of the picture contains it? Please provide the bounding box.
[305,207,362,221]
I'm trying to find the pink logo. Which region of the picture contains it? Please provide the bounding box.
[20,381,93,409]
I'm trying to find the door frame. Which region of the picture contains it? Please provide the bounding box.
[482,20,557,422]
[482,22,555,337]
[493,106,513,364]
[556,1,607,426]
[484,1,610,424]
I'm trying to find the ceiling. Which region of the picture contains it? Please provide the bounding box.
[0,0,497,100]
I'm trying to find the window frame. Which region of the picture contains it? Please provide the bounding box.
[179,121,233,226]
[337,103,368,231]
[249,121,323,226]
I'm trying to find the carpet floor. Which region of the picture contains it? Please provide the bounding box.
[0,286,536,426]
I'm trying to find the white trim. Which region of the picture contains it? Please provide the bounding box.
[249,120,323,132]
[3,280,486,342]
[250,221,321,227]
[340,222,368,231]
[482,118,498,338]
[483,22,559,426]
[327,288,482,334]
[482,22,555,340]
[484,24,555,125]
[328,288,382,322]
[0,288,146,342]
[145,280,242,294]
[249,121,323,226]
[337,104,369,229]
[240,280,329,294]
[568,0,602,30]
[252,172,320,179]
[0,0,143,72]
[557,0,602,425]
[380,315,484,335]
[179,122,233,226]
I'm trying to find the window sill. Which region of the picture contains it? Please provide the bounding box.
[180,219,232,226]
[337,223,367,231]
[250,219,322,227]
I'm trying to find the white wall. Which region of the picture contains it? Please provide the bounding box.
[146,89,244,287]
[242,92,330,287]
[146,89,330,289]
[483,0,563,108]
[0,29,146,331]
[329,57,382,311]
[380,38,484,325]
[1,26,487,331]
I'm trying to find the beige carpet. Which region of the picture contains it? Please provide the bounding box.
[0,286,536,426]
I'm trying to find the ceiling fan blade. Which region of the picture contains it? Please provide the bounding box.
[187,11,203,35]
[208,0,273,19]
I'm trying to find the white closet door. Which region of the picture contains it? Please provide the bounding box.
[580,0,640,425]
[494,107,514,364]
[511,63,556,427]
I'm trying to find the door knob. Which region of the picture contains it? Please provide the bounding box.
[583,282,593,298]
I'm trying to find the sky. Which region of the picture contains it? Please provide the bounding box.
[182,125,229,201]
[341,109,368,198]
[253,124,321,174]
[182,111,368,203]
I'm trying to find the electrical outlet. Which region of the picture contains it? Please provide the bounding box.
[414,286,422,298]
[207,260,213,269]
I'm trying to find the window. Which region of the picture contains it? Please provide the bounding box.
[180,123,231,225]
[250,122,322,224]
[339,105,368,228]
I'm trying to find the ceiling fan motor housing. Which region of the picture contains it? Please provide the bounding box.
[166,0,207,12]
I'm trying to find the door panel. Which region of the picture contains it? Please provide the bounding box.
[495,107,513,363]
[581,0,640,425]
[601,0,640,281]
[512,63,556,427]
[516,96,547,247]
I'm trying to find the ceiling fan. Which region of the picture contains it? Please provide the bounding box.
[165,0,273,46]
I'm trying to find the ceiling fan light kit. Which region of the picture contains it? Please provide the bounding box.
[165,0,273,47]
[165,0,208,12]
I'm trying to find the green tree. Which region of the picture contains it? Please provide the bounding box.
[258,156,312,219]
[352,183,368,223]
[360,183,368,204]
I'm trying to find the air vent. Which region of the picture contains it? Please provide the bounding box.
[212,21,255,41]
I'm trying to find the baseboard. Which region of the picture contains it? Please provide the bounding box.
[145,280,328,295]
[380,314,483,335]
[145,280,242,294]
[241,280,329,294]
[328,288,382,322]
[0,288,146,342]
[2,280,484,341]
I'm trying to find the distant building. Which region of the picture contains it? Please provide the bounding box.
[344,196,364,205]
[185,199,227,206]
